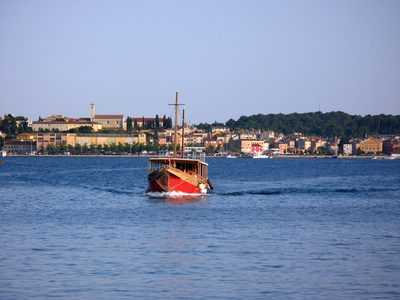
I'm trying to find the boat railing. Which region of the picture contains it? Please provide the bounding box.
[183,152,206,162]
[154,151,206,162]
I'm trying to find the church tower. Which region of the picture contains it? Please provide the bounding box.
[90,103,95,121]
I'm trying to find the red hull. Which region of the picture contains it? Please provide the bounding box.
[148,171,202,194]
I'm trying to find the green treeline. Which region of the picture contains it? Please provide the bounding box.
[0,114,31,136]
[225,112,400,137]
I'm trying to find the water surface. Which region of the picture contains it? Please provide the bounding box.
[1,157,400,299]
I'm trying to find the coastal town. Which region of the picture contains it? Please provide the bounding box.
[1,103,399,158]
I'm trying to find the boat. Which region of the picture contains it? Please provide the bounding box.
[147,92,213,194]
[386,153,400,160]
[226,154,237,159]
[0,150,6,157]
[252,152,270,159]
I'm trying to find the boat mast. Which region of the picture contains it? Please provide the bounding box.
[169,91,184,159]
[181,109,185,158]
[173,92,179,159]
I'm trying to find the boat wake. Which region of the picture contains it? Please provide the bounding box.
[146,191,206,198]
[219,186,397,196]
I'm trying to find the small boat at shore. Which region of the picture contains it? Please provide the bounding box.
[253,153,271,159]
[0,150,6,157]
[386,154,400,160]
[147,92,213,194]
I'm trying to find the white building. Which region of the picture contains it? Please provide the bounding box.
[343,143,353,156]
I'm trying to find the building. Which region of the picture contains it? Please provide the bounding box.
[211,126,229,136]
[359,137,383,154]
[90,103,125,130]
[157,136,168,145]
[75,133,147,147]
[185,132,206,145]
[16,133,36,141]
[278,143,288,154]
[383,138,400,154]
[251,143,263,153]
[131,117,164,129]
[36,133,76,150]
[92,115,125,130]
[314,139,327,151]
[35,133,147,149]
[239,133,257,140]
[32,120,102,132]
[296,139,312,151]
[228,139,267,153]
[343,144,353,156]
[204,138,224,149]
[4,140,37,154]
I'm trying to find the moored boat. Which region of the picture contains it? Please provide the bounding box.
[147,92,213,194]
[252,152,270,159]
[386,153,400,160]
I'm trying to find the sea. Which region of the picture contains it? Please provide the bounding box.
[0,157,399,299]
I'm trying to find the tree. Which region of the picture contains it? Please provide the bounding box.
[0,136,4,149]
[163,117,172,129]
[117,143,125,153]
[138,143,145,153]
[196,123,212,132]
[0,114,17,135]
[110,143,118,152]
[130,143,139,153]
[124,143,131,153]
[16,116,30,133]
[67,144,74,153]
[82,144,89,153]
[46,144,56,154]
[77,126,94,133]
[155,114,160,128]
[205,145,215,154]
[224,112,400,137]
[126,117,132,132]
[74,144,82,153]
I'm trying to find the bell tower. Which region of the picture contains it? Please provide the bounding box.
[90,103,95,121]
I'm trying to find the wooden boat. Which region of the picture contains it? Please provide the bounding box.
[147,92,213,194]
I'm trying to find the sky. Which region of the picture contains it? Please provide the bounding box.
[0,0,399,124]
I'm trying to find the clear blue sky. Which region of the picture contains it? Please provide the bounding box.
[0,0,399,124]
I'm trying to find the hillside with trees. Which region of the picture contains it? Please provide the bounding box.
[225,112,400,137]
